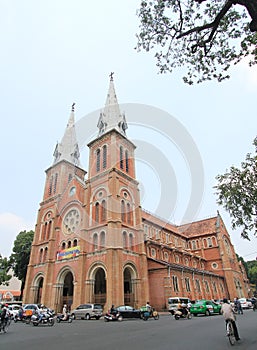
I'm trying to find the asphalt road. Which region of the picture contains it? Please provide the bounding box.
[1,309,257,350]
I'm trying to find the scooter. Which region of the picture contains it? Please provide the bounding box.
[104,311,123,322]
[31,310,55,326]
[174,309,192,320]
[56,313,72,323]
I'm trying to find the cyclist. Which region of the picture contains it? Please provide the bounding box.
[221,298,240,341]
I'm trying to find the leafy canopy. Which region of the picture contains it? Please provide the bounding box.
[0,255,11,285]
[215,137,257,240]
[9,230,34,287]
[136,0,257,84]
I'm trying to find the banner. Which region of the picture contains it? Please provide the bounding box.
[57,246,80,261]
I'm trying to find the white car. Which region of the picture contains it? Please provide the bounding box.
[8,304,22,318]
[239,298,252,309]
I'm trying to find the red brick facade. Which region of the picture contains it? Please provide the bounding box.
[23,80,250,312]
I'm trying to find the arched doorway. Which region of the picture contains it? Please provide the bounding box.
[35,277,44,304]
[94,268,106,305]
[62,271,74,310]
[124,265,137,306]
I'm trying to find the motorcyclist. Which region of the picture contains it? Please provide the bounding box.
[146,302,152,314]
[110,305,117,318]
[0,304,8,332]
[62,304,68,320]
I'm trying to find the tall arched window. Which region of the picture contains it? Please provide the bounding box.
[101,200,106,222]
[39,248,44,263]
[44,247,48,262]
[95,202,100,223]
[46,221,52,240]
[129,233,133,249]
[73,239,78,247]
[100,231,105,248]
[125,150,129,172]
[93,233,98,250]
[120,146,124,169]
[121,200,126,222]
[127,203,132,225]
[123,231,127,248]
[96,149,101,172]
[103,145,107,169]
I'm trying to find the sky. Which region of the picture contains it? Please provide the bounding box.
[1,0,257,261]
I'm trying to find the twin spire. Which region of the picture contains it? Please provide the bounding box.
[97,73,127,137]
[53,73,127,166]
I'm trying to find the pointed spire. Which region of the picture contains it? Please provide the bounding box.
[97,73,127,137]
[53,103,81,166]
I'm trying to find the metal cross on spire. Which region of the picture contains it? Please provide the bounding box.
[109,72,114,81]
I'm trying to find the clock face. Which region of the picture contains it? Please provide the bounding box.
[63,209,80,235]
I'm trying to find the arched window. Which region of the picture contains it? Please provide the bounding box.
[207,237,212,247]
[101,200,106,222]
[67,241,71,248]
[121,200,126,222]
[96,149,101,172]
[43,223,47,241]
[129,233,133,248]
[127,203,132,225]
[93,233,98,250]
[103,145,107,169]
[46,220,52,240]
[125,150,129,172]
[73,239,78,247]
[61,242,66,250]
[100,231,105,248]
[120,146,124,169]
[39,248,44,263]
[95,202,100,223]
[123,231,127,248]
[44,247,48,262]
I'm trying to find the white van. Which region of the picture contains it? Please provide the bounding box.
[167,297,191,314]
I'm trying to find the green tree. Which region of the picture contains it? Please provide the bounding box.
[0,255,11,285]
[246,260,257,290]
[136,0,257,84]
[9,230,34,298]
[215,137,257,240]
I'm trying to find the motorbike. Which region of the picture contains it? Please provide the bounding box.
[31,310,55,326]
[56,313,72,323]
[174,309,192,320]
[141,308,159,321]
[104,311,123,322]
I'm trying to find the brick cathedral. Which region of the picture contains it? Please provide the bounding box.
[23,77,250,312]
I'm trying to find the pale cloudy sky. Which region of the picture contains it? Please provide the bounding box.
[0,0,257,260]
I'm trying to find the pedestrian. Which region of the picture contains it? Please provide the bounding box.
[235,297,243,314]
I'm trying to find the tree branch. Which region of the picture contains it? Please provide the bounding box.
[177,0,234,40]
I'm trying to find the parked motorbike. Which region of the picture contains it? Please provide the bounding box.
[56,313,72,323]
[31,310,55,326]
[174,309,192,320]
[104,311,123,322]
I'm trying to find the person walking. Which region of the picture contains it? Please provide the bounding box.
[235,297,243,314]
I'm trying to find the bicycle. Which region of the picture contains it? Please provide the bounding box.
[226,319,236,346]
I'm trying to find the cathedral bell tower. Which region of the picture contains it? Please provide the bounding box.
[85,74,149,308]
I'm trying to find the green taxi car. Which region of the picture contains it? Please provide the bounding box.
[190,300,222,316]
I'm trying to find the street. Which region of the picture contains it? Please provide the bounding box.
[1,309,257,350]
